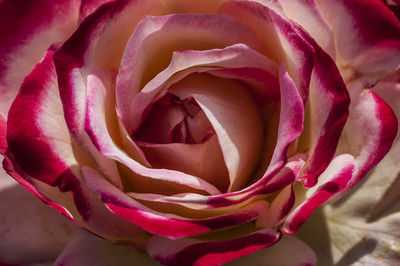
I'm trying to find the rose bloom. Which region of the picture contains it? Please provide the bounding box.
[0,0,399,265]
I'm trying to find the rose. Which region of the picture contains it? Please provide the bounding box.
[0,0,399,265]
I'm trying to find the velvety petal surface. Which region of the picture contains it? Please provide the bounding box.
[126,43,276,135]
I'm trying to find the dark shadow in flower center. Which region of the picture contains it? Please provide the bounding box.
[134,92,215,145]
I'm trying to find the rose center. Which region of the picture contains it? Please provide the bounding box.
[134,92,215,145]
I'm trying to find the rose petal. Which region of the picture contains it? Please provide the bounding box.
[0,115,6,154]
[7,51,83,186]
[0,0,81,118]
[219,1,314,101]
[116,13,265,133]
[84,72,222,194]
[138,135,230,192]
[316,0,400,81]
[294,27,350,188]
[336,81,398,194]
[83,166,270,239]
[170,74,263,192]
[127,43,277,135]
[265,65,304,177]
[5,51,144,241]
[165,154,305,210]
[282,154,355,234]
[54,0,164,136]
[279,0,336,59]
[79,0,114,20]
[255,184,295,228]
[206,67,280,106]
[148,228,281,266]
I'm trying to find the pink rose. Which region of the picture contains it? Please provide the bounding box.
[1,0,399,265]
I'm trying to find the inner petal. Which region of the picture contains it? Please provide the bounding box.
[116,13,264,134]
[134,92,214,144]
[170,73,264,192]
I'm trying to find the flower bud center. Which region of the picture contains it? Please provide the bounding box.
[134,92,214,144]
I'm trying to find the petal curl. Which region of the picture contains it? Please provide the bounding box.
[337,82,398,193]
[282,154,355,234]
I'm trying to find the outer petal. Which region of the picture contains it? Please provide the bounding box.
[54,0,164,136]
[0,0,80,118]
[295,27,350,188]
[316,0,400,81]
[54,234,159,266]
[255,184,294,228]
[337,81,398,193]
[6,52,145,242]
[0,115,6,154]
[7,51,83,187]
[282,154,355,234]
[148,229,281,266]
